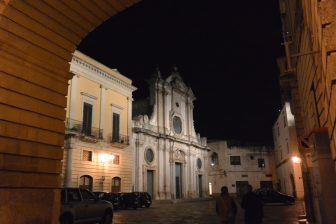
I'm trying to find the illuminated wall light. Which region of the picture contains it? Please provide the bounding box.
[291,156,301,164]
[99,154,115,164]
[209,182,213,195]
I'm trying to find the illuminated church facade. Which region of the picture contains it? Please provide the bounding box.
[132,68,210,200]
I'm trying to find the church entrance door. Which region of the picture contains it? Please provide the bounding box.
[147,170,154,199]
[175,163,183,199]
[198,175,203,197]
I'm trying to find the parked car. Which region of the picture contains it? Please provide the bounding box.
[94,192,122,210]
[134,192,152,208]
[254,188,295,205]
[60,188,113,224]
[119,192,139,209]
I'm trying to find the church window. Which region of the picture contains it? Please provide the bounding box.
[258,158,265,168]
[210,152,218,166]
[197,158,202,169]
[173,116,182,134]
[145,148,154,163]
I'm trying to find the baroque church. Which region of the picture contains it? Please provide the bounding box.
[132,68,210,200]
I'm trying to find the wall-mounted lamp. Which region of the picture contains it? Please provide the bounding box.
[99,154,115,164]
[291,156,301,164]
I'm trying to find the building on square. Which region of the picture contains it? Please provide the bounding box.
[62,51,136,193]
[272,102,304,199]
[132,68,210,200]
[208,140,276,196]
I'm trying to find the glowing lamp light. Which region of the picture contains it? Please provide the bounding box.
[291,156,301,164]
[99,154,115,164]
[211,162,215,167]
[209,182,213,196]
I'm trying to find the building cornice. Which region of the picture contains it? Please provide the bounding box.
[70,53,137,97]
[133,127,209,151]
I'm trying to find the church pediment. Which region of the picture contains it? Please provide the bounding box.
[165,67,188,92]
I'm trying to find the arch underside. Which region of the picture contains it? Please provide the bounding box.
[0,1,140,223]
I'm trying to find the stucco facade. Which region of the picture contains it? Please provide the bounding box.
[62,51,136,193]
[132,69,210,200]
[273,103,304,199]
[208,141,276,195]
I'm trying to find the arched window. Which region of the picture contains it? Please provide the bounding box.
[211,152,219,167]
[79,175,93,191]
[111,177,121,193]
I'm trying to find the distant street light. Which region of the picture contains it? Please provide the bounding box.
[291,156,301,164]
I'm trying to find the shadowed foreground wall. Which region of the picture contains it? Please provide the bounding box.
[0,0,139,223]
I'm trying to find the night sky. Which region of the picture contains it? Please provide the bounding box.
[78,0,284,145]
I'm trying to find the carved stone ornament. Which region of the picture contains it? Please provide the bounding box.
[173,149,186,163]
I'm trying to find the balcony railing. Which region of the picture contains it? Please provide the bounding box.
[109,134,129,147]
[133,122,170,134]
[65,118,103,140]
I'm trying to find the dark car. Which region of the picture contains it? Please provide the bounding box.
[254,188,295,205]
[119,192,139,210]
[94,192,122,210]
[134,192,152,208]
[60,188,113,224]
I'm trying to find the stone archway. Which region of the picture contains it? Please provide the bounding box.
[0,1,140,223]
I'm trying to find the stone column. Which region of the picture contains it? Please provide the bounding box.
[203,154,209,197]
[170,158,175,199]
[65,139,73,187]
[157,139,161,199]
[69,75,79,123]
[127,97,133,138]
[188,148,192,197]
[163,140,167,199]
[310,130,336,224]
[135,134,140,191]
[99,86,106,137]
[182,162,186,198]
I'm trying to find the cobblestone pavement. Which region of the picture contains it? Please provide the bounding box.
[112,199,305,224]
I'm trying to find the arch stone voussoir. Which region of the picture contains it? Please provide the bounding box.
[0,0,140,223]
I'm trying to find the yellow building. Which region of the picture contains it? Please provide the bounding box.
[62,51,136,193]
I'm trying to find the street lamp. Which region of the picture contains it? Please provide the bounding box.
[291,156,301,164]
[99,153,115,164]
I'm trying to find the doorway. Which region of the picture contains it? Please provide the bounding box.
[198,175,203,197]
[175,163,182,199]
[290,173,297,198]
[260,181,273,189]
[236,181,249,197]
[147,170,154,199]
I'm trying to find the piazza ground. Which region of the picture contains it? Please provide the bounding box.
[113,199,305,224]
